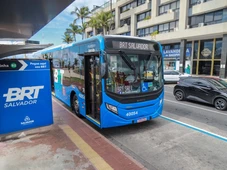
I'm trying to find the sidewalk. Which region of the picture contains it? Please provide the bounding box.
[0,98,146,170]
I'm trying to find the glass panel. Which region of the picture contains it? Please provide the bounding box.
[214,11,223,21]
[192,61,197,74]
[171,2,176,10]
[196,15,204,24]
[205,13,214,23]
[164,5,169,12]
[159,24,164,31]
[198,61,211,75]
[223,9,227,22]
[176,21,179,28]
[159,6,164,14]
[170,21,175,29]
[177,0,180,8]
[215,39,222,59]
[164,23,169,30]
[200,40,213,59]
[213,61,220,76]
[194,41,198,59]
[106,53,163,94]
[186,42,192,48]
[153,26,158,32]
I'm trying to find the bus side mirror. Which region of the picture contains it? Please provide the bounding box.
[101,63,107,79]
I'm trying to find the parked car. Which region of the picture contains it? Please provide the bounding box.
[164,70,191,83]
[173,77,227,110]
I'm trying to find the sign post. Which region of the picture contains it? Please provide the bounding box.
[0,59,53,134]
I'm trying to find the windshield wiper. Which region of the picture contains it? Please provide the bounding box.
[145,51,160,70]
[118,50,136,70]
[118,50,137,83]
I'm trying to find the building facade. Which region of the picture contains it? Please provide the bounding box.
[85,0,227,78]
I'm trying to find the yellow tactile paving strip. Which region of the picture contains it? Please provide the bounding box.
[59,124,113,170]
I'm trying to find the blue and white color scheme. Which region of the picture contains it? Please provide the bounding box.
[163,48,191,58]
[34,35,164,128]
[0,60,53,134]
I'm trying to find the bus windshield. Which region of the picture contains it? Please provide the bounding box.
[106,52,163,94]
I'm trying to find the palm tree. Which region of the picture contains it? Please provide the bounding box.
[71,6,90,25]
[96,11,113,35]
[66,23,81,41]
[80,22,88,39]
[62,32,73,44]
[87,15,100,36]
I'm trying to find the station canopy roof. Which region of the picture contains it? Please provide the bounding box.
[0,0,74,58]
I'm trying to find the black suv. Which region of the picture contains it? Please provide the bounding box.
[173,77,227,110]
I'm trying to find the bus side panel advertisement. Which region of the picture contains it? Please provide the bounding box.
[0,60,53,134]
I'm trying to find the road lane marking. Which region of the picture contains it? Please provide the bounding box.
[160,115,227,143]
[60,124,113,170]
[164,99,227,116]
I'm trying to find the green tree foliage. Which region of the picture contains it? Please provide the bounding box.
[66,23,82,41]
[62,32,73,44]
[71,6,90,25]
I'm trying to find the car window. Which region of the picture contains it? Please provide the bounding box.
[164,71,171,75]
[207,79,227,90]
[171,71,180,75]
[193,80,210,87]
[183,78,194,84]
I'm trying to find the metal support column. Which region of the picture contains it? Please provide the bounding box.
[220,34,227,78]
[179,39,186,73]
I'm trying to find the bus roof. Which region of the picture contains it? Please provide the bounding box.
[36,35,160,55]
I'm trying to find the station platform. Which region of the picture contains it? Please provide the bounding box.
[0,97,145,170]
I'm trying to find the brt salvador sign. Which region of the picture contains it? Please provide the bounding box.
[0,59,53,134]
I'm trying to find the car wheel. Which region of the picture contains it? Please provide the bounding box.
[174,90,185,101]
[214,98,227,111]
[72,94,83,118]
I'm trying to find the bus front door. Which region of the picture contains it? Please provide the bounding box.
[85,55,101,122]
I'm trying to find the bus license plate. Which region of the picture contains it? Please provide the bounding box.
[137,118,147,123]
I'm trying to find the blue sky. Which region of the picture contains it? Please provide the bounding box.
[30,0,104,46]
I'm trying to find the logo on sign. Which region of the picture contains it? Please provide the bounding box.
[21,116,34,125]
[3,86,44,108]
[201,48,211,57]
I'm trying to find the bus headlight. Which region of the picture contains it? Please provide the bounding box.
[106,103,118,114]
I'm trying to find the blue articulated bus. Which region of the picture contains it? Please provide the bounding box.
[35,35,164,128]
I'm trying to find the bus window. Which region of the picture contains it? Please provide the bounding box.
[62,51,71,86]
[106,53,162,94]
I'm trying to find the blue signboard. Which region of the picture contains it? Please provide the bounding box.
[0,60,53,134]
[163,48,191,58]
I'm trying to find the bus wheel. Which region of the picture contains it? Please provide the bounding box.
[72,94,83,118]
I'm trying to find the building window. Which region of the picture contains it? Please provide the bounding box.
[137,0,146,6]
[137,11,151,22]
[189,0,213,8]
[137,25,158,37]
[120,2,133,13]
[189,10,224,28]
[159,0,180,15]
[200,40,213,59]
[193,41,198,59]
[120,18,131,27]
[158,21,178,34]
[193,39,221,76]
[137,21,178,37]
[215,39,222,59]
[87,31,93,37]
[112,10,115,16]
